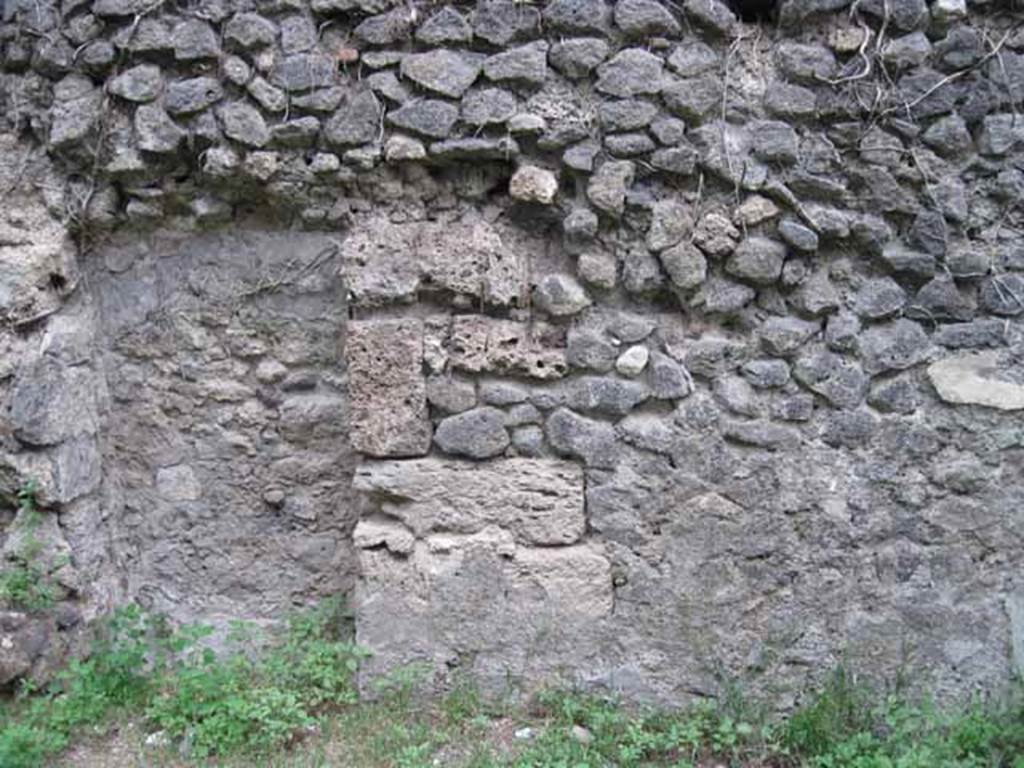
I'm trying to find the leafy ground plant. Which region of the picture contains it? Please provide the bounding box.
[0,598,368,766]
[2,602,1023,767]
[0,479,63,613]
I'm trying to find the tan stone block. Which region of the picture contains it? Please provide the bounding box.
[346,319,431,457]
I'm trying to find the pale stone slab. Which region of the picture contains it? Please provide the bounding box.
[355,535,613,694]
[353,457,585,545]
[927,351,1024,410]
[346,319,432,457]
[340,214,527,307]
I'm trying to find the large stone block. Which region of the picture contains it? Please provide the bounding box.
[346,319,431,457]
[353,457,585,545]
[355,534,612,694]
[340,215,528,307]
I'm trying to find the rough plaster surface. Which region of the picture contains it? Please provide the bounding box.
[1,0,1023,706]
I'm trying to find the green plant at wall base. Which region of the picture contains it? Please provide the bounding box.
[0,479,62,613]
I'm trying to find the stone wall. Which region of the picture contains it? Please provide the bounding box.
[2,0,1024,704]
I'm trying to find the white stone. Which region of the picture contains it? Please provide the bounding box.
[927,352,1024,410]
[615,344,649,376]
[509,165,559,204]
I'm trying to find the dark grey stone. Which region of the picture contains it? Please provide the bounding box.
[472,0,540,45]
[596,48,664,98]
[280,15,318,54]
[882,32,932,70]
[860,0,927,30]
[777,42,837,83]
[696,277,756,315]
[108,64,163,103]
[549,38,611,79]
[402,49,482,98]
[922,114,972,158]
[511,425,545,456]
[271,117,322,147]
[429,137,520,160]
[112,17,172,52]
[908,276,975,322]
[979,113,1024,156]
[793,347,868,408]
[543,0,611,34]
[854,277,906,319]
[683,0,736,36]
[858,319,931,374]
[435,407,510,459]
[778,218,818,252]
[605,132,656,157]
[822,409,878,448]
[325,91,382,146]
[599,99,659,131]
[760,316,820,356]
[565,376,649,416]
[355,7,414,45]
[564,208,600,247]
[742,359,791,388]
[224,13,277,49]
[387,100,460,138]
[714,375,759,416]
[868,375,921,414]
[483,41,548,86]
[660,241,707,290]
[480,381,529,406]
[135,103,184,153]
[662,76,719,123]
[417,6,472,44]
[614,0,680,37]
[722,420,800,450]
[427,375,477,414]
[461,88,517,126]
[546,407,620,468]
[726,237,787,285]
[771,393,814,421]
[272,54,337,92]
[294,87,347,113]
[752,120,799,163]
[979,274,1024,316]
[908,210,947,257]
[650,146,698,175]
[649,352,690,399]
[650,116,686,145]
[217,101,270,147]
[247,76,287,112]
[621,244,664,295]
[764,82,817,119]
[825,311,860,353]
[165,77,223,115]
[366,73,409,105]
[879,243,936,277]
[173,19,220,60]
[667,42,718,77]
[933,319,1007,349]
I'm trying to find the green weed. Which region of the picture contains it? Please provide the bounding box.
[0,480,62,613]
